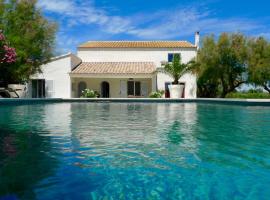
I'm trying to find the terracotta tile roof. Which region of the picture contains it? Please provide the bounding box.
[78,41,195,48]
[71,62,156,74]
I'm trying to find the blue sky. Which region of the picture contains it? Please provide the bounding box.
[37,0,270,54]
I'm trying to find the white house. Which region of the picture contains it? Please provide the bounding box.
[27,32,199,99]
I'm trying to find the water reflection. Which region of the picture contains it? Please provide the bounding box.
[166,121,183,144]
[195,104,270,169]
[1,103,269,199]
[68,103,199,170]
[0,127,58,199]
[0,105,64,199]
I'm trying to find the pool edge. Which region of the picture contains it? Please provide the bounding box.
[0,98,270,106]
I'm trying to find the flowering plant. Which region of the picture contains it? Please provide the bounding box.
[0,31,16,65]
[80,89,99,98]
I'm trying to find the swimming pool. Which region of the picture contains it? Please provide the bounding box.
[0,102,270,199]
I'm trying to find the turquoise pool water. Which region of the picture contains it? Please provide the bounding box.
[0,103,270,200]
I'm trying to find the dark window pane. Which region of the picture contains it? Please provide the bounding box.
[128,81,134,96]
[32,79,45,98]
[78,82,87,97]
[32,80,37,98]
[135,82,141,96]
[37,80,45,98]
[168,53,173,62]
[168,53,181,62]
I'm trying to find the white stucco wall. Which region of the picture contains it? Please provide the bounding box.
[157,72,197,98]
[77,47,197,67]
[77,47,197,98]
[28,54,81,98]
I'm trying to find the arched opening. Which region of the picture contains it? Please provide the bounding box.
[78,81,87,97]
[101,81,110,98]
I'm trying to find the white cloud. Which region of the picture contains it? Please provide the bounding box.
[126,7,264,39]
[38,0,74,13]
[37,0,132,34]
[38,0,267,39]
[37,0,269,53]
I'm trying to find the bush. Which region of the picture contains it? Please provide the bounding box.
[226,92,270,99]
[149,90,164,98]
[80,89,99,98]
[247,88,263,93]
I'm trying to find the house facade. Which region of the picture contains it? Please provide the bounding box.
[28,33,199,99]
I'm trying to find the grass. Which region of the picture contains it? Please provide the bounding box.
[226,92,270,99]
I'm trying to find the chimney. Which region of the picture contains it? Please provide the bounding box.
[195,31,200,50]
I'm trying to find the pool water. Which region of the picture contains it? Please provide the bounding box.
[0,103,270,200]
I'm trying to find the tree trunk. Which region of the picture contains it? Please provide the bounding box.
[220,76,228,98]
[173,78,179,85]
[220,90,228,98]
[263,85,270,94]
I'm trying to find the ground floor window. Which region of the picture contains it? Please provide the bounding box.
[78,81,87,97]
[32,79,45,98]
[128,81,141,96]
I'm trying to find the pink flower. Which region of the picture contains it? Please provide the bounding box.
[0,32,16,64]
[1,45,16,63]
[0,33,5,41]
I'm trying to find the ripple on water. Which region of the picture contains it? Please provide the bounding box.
[0,103,270,199]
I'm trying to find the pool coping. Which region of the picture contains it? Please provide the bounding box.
[0,98,270,106]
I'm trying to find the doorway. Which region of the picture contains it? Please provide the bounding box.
[101,81,110,98]
[78,81,87,97]
[127,80,141,97]
[32,79,45,98]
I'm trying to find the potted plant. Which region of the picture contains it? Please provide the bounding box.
[163,54,193,98]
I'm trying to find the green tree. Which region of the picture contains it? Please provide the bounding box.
[194,36,220,97]
[195,33,248,97]
[248,37,270,93]
[164,54,193,84]
[0,0,57,85]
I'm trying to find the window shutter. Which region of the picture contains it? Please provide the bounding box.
[46,80,54,98]
[120,80,127,97]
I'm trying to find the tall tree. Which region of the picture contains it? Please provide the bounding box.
[193,36,220,97]
[248,37,270,93]
[195,33,248,97]
[0,0,57,85]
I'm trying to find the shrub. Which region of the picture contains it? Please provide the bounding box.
[80,89,99,98]
[149,90,164,98]
[226,92,270,99]
[0,1,57,84]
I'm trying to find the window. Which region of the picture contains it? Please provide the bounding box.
[135,82,141,96]
[32,79,45,98]
[128,81,134,96]
[168,53,180,62]
[78,81,87,97]
[168,53,173,62]
[127,81,141,96]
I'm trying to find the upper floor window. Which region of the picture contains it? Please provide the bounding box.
[168,53,180,62]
